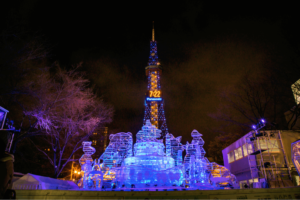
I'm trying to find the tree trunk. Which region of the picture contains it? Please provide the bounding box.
[53,139,58,178]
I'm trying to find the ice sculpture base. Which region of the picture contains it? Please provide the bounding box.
[123,155,175,170]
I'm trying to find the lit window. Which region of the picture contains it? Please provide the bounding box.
[243,143,253,156]
[243,144,248,156]
[248,143,253,154]
[234,147,243,160]
[249,178,258,184]
[92,140,97,145]
[93,132,97,135]
[257,138,267,150]
[257,139,280,152]
[228,151,235,163]
[267,139,280,152]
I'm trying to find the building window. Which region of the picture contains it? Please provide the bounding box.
[257,139,280,152]
[234,147,243,160]
[268,139,280,152]
[93,132,97,135]
[92,140,97,145]
[243,143,253,156]
[257,138,267,150]
[249,178,258,184]
[228,151,235,163]
[242,144,248,156]
[104,127,108,134]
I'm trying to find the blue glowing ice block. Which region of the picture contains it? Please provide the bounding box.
[113,120,184,188]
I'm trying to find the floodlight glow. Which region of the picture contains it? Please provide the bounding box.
[252,125,256,129]
[261,119,265,123]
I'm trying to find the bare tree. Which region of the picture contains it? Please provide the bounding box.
[0,31,114,177]
[209,73,285,132]
[8,64,113,177]
[207,132,243,164]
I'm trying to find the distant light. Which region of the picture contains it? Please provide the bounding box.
[74,170,77,173]
[252,125,256,129]
[77,172,80,175]
[261,119,265,123]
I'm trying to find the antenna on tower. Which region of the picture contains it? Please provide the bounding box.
[152,21,155,41]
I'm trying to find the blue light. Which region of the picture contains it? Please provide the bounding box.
[261,119,265,123]
[146,97,162,101]
[252,125,256,129]
[79,121,237,190]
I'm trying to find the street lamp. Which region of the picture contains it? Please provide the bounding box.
[251,119,266,138]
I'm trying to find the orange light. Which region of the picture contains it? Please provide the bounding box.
[149,90,161,97]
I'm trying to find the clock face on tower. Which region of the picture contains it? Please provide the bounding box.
[148,90,161,98]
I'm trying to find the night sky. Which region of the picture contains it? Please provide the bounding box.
[1,1,300,146]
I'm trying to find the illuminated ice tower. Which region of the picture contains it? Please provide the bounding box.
[143,22,168,136]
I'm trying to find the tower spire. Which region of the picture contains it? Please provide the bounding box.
[152,21,155,41]
[148,22,159,66]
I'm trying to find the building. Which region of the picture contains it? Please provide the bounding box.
[222,129,300,188]
[89,127,109,159]
[143,22,168,137]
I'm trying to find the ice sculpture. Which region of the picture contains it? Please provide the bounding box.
[79,141,95,189]
[208,162,237,188]
[113,120,183,188]
[183,130,210,187]
[99,132,132,169]
[292,140,300,176]
[79,120,237,190]
[170,134,184,166]
[99,132,133,187]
